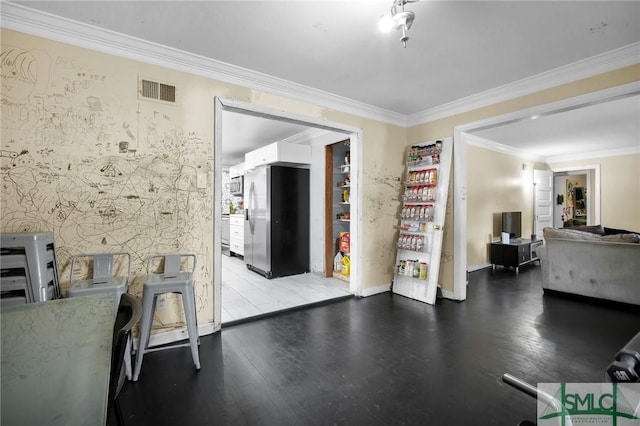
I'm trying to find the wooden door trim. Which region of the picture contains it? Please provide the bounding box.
[324,145,333,277]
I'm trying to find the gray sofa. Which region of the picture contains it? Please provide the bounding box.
[538,227,640,306]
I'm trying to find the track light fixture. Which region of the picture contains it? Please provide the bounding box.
[379,0,420,48]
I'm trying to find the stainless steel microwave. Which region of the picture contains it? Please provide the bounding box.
[230,176,243,196]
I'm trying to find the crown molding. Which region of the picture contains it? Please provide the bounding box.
[546,145,640,164]
[464,132,640,165]
[1,2,637,130]
[0,2,408,127]
[464,134,545,162]
[407,42,640,127]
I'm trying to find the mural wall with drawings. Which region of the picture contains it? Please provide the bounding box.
[2,29,412,334]
[1,32,216,330]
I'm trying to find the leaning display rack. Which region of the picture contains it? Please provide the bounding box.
[392,138,453,305]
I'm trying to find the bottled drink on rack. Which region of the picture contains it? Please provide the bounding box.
[419,262,428,279]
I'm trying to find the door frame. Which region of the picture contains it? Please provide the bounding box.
[453,82,638,302]
[551,167,600,226]
[213,97,362,330]
[324,144,334,276]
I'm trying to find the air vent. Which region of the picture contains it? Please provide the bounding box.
[159,83,175,102]
[139,77,176,104]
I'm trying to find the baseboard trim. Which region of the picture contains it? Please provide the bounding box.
[361,283,391,297]
[468,263,491,272]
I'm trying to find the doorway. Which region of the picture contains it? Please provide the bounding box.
[453,84,631,301]
[213,98,362,329]
[551,166,599,227]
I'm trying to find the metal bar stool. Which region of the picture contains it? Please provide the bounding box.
[67,252,133,379]
[67,253,131,300]
[132,254,200,381]
[1,232,62,302]
[1,256,34,304]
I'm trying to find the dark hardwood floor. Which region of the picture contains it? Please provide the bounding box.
[119,266,640,425]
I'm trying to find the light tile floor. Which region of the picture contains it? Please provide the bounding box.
[221,255,352,324]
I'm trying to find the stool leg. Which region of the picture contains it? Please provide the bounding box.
[182,286,201,370]
[19,266,35,303]
[132,289,156,381]
[124,336,132,380]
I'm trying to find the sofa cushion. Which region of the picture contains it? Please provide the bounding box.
[604,226,639,235]
[601,233,640,244]
[569,224,605,235]
[543,227,603,241]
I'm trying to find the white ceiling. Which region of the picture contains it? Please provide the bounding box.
[470,93,640,160]
[222,112,319,166]
[7,1,640,164]
[13,1,640,115]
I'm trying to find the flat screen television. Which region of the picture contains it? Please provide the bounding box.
[502,211,522,239]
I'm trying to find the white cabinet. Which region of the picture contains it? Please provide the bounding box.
[221,215,230,246]
[229,162,245,178]
[245,141,311,170]
[229,214,244,256]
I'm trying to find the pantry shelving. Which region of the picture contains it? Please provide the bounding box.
[328,141,351,282]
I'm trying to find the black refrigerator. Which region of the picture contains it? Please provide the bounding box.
[243,165,310,279]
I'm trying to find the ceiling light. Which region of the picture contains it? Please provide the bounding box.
[379,0,420,48]
[378,14,396,33]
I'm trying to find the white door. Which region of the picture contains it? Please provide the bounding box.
[553,175,565,227]
[392,137,453,305]
[534,170,553,239]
